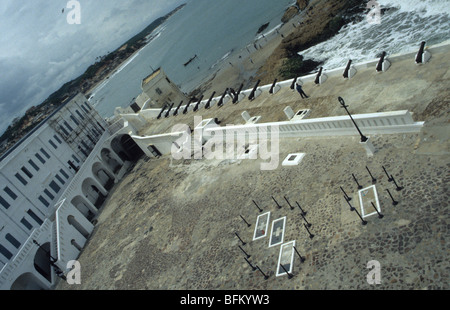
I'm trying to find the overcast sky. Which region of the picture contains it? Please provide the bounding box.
[0,0,186,136]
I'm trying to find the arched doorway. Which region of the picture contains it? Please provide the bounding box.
[33,242,52,283]
[71,196,96,220]
[92,162,115,191]
[81,178,107,209]
[11,272,48,290]
[111,134,144,162]
[67,215,90,239]
[101,148,122,174]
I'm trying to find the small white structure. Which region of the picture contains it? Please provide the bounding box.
[360,137,376,157]
[284,107,311,121]
[241,111,261,125]
[284,106,295,120]
[282,153,306,166]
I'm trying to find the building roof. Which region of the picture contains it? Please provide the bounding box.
[142,68,162,86]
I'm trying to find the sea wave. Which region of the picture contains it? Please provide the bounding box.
[209,49,234,69]
[299,0,450,70]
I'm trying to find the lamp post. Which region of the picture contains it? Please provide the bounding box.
[339,97,368,143]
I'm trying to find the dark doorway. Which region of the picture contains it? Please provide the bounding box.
[148,145,162,158]
[33,242,52,283]
[120,135,144,161]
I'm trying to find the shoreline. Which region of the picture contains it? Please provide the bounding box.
[85,44,148,99]
[189,12,308,98]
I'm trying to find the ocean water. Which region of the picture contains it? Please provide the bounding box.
[90,0,295,118]
[299,0,450,70]
[91,0,450,119]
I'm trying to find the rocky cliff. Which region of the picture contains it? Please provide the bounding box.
[255,0,366,84]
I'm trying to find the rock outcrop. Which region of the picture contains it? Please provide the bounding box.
[254,0,366,85]
[297,0,309,11]
[281,0,309,23]
[281,6,299,23]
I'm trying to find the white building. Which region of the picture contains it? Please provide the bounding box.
[0,93,144,290]
[141,68,190,109]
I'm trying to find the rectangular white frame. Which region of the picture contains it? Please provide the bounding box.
[253,211,271,241]
[282,153,306,166]
[276,240,296,277]
[269,217,286,247]
[358,185,381,218]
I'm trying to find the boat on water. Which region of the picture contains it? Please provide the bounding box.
[184,54,198,67]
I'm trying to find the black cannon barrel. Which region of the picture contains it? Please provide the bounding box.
[376,51,386,72]
[248,80,261,101]
[204,92,216,109]
[193,95,204,112]
[415,41,426,63]
[343,59,352,78]
[314,67,323,84]
[290,76,298,89]
[157,104,167,119]
[173,100,184,116]
[183,98,194,114]
[217,88,229,107]
[233,84,244,103]
[164,103,175,118]
[269,79,278,94]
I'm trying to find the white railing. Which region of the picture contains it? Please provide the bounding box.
[108,118,125,135]
[201,110,424,140]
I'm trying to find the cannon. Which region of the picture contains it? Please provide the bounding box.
[156,104,167,119]
[182,98,194,114]
[232,83,244,104]
[269,79,278,94]
[415,41,431,64]
[204,92,216,109]
[172,100,184,116]
[415,41,426,64]
[248,80,261,101]
[314,67,323,85]
[217,88,229,107]
[343,60,352,79]
[193,95,204,112]
[164,102,175,118]
[290,76,298,90]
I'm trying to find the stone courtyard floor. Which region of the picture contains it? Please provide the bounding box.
[56,117,449,290]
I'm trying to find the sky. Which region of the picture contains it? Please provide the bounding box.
[0,0,186,136]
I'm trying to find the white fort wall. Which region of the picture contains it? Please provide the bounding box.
[123,40,447,154]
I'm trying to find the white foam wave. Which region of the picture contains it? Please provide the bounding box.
[299,0,450,70]
[378,0,450,17]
